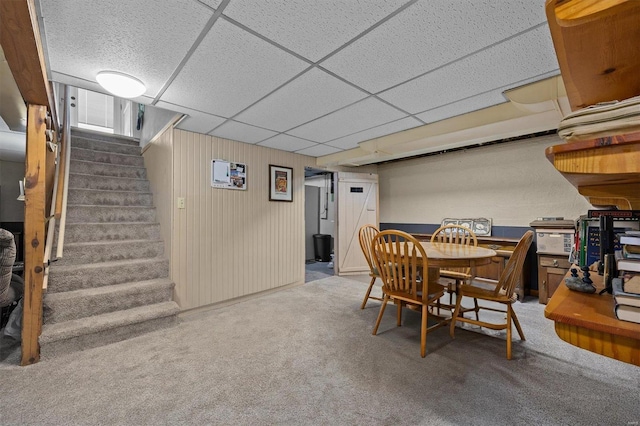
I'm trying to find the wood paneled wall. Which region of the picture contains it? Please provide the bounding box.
[146,129,315,310]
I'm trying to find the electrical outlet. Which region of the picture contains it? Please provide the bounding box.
[177,197,185,209]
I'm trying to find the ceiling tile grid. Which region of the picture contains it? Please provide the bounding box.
[320,0,548,94]
[378,26,560,114]
[209,120,277,144]
[258,134,317,152]
[295,144,342,157]
[197,0,223,10]
[287,97,408,143]
[222,0,410,62]
[32,0,566,160]
[40,0,212,98]
[325,117,423,150]
[155,101,226,134]
[416,91,508,124]
[233,68,368,132]
[159,18,309,118]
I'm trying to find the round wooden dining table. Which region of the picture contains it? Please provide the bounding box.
[418,241,497,282]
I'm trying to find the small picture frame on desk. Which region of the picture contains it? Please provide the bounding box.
[269,165,293,202]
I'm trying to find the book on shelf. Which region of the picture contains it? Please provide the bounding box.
[587,209,640,219]
[621,273,640,294]
[573,215,639,267]
[620,234,640,247]
[617,258,640,273]
[585,225,628,266]
[612,278,640,308]
[614,304,640,324]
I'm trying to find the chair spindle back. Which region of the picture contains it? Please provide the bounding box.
[371,230,429,302]
[496,231,534,297]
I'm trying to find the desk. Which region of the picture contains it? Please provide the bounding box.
[544,269,640,366]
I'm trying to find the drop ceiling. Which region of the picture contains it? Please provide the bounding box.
[32,0,564,165]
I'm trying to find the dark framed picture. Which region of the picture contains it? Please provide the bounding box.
[269,165,293,202]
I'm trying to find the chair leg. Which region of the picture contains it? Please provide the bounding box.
[450,295,463,338]
[360,276,377,309]
[421,304,428,358]
[506,304,513,360]
[396,301,403,326]
[473,298,480,321]
[372,294,389,335]
[511,306,526,341]
[449,283,455,306]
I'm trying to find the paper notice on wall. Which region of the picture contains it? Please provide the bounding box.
[213,160,230,184]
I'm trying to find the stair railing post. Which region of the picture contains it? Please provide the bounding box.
[21,103,48,366]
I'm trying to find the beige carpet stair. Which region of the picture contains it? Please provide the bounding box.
[41,128,179,359]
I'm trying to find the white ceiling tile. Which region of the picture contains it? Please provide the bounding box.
[209,120,277,144]
[326,117,422,150]
[288,97,407,143]
[234,68,368,132]
[160,19,308,117]
[40,0,212,98]
[155,101,226,134]
[258,134,316,152]
[416,92,507,124]
[322,0,547,93]
[222,0,408,61]
[296,144,342,157]
[378,26,559,114]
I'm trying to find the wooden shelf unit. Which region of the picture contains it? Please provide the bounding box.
[544,0,640,210]
[544,0,640,365]
[545,133,640,209]
[544,269,640,366]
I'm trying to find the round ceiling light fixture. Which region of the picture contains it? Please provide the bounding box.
[96,71,146,98]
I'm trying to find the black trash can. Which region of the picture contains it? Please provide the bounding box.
[313,234,332,262]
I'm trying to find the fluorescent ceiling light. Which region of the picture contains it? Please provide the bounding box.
[96,71,146,98]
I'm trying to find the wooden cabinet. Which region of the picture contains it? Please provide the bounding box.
[537,254,572,304]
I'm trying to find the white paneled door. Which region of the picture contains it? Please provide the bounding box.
[336,172,379,275]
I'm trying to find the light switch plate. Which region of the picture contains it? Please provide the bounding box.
[177,197,185,209]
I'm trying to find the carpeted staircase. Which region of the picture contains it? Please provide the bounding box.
[40,128,179,358]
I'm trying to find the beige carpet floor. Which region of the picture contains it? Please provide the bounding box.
[1,275,638,425]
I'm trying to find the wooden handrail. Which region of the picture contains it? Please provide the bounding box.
[55,87,72,259]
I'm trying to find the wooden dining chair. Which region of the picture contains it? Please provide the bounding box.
[371,230,449,357]
[358,224,382,309]
[449,230,534,360]
[430,224,478,315]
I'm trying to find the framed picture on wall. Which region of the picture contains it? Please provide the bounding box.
[269,165,293,202]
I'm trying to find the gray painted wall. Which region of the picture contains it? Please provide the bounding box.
[0,160,24,222]
[139,105,181,148]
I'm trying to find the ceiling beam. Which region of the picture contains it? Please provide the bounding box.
[0,0,52,107]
